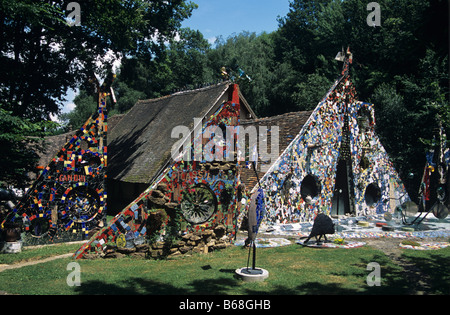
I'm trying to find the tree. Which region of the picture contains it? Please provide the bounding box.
[0,107,57,186]
[1,0,197,121]
[272,0,449,198]
[59,90,98,130]
[0,0,197,185]
[206,32,279,117]
[62,27,212,127]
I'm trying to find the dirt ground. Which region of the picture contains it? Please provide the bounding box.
[358,237,449,294]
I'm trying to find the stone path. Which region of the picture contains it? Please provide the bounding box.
[0,253,73,273]
[0,253,74,295]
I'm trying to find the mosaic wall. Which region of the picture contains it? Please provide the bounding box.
[74,86,243,259]
[250,74,409,226]
[1,93,109,245]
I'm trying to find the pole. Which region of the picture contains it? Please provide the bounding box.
[252,241,257,270]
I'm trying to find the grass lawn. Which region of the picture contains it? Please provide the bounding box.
[2,242,449,295]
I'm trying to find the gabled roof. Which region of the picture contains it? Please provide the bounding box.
[239,110,313,190]
[108,81,254,184]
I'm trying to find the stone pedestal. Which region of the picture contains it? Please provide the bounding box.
[235,267,269,282]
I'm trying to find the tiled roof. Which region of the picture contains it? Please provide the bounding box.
[107,82,232,183]
[239,110,313,191]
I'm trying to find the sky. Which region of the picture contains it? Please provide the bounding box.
[182,0,291,44]
[61,0,291,116]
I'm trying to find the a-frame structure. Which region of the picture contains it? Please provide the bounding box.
[1,75,114,245]
[249,49,410,226]
[73,83,248,259]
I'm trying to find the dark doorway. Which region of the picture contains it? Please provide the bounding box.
[331,159,353,216]
[300,174,321,202]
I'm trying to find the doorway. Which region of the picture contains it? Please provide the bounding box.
[331,159,354,216]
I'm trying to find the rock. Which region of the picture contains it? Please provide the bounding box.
[201,229,214,237]
[187,240,198,246]
[214,225,226,238]
[156,183,168,193]
[105,248,116,255]
[104,252,125,259]
[169,247,179,254]
[148,196,166,206]
[214,241,227,250]
[82,253,99,260]
[167,251,182,259]
[192,246,205,254]
[151,190,165,199]
[182,233,193,241]
[129,252,146,259]
[152,241,165,250]
[117,247,136,254]
[179,246,192,254]
[145,226,233,260]
[172,240,186,248]
[136,244,150,252]
[164,202,179,210]
[149,249,163,258]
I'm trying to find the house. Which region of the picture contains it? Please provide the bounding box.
[73,81,258,258]
[8,52,412,255]
[2,92,110,246]
[244,58,410,227]
[106,81,256,214]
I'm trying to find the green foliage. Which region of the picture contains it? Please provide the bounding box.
[0,106,58,186]
[206,32,279,116]
[2,0,448,198]
[0,0,196,185]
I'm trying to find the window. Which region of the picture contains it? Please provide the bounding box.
[364,183,381,206]
[300,174,321,202]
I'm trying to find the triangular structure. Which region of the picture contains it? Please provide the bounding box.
[1,76,113,245]
[73,83,252,259]
[245,50,410,226]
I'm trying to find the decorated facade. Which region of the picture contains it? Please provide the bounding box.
[1,76,113,245]
[73,83,253,259]
[245,51,410,226]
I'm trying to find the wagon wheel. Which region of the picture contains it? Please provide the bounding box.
[180,184,217,224]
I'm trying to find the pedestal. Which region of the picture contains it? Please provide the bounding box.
[235,267,269,282]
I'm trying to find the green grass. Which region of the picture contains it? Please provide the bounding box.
[0,243,82,265]
[4,243,447,295]
[400,248,450,295]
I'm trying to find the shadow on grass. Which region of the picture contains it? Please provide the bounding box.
[400,250,450,294]
[73,258,409,295]
[74,276,240,295]
[72,248,450,295]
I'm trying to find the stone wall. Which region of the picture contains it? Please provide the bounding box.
[148,225,232,259]
[83,224,233,260]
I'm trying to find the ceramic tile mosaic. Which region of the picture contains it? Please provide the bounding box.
[243,67,410,226]
[1,92,109,245]
[74,85,244,259]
